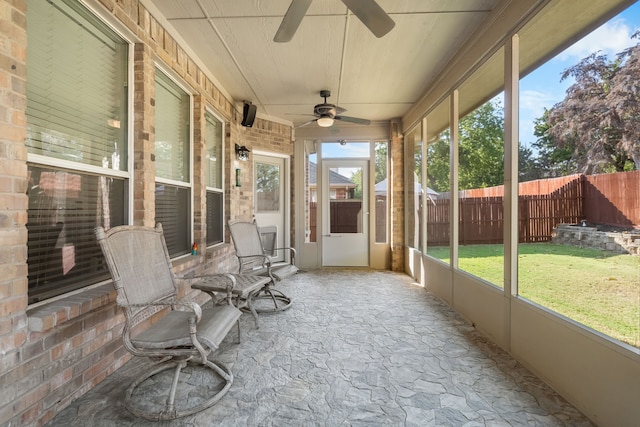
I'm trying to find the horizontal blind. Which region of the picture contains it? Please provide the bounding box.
[205,112,223,189]
[206,191,223,246]
[156,184,190,256]
[27,166,127,303]
[155,71,190,182]
[26,0,128,171]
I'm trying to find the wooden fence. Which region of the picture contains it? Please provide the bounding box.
[308,171,640,245]
[308,199,388,242]
[426,171,639,245]
[583,171,640,228]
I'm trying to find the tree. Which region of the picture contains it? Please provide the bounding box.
[518,144,544,182]
[374,142,388,184]
[531,109,579,177]
[458,100,505,189]
[350,168,363,199]
[544,39,640,173]
[425,99,508,190]
[255,162,280,193]
[426,130,450,192]
[607,32,640,169]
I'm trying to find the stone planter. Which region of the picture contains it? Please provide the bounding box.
[552,224,640,255]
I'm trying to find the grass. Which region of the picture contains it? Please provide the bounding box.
[427,243,640,348]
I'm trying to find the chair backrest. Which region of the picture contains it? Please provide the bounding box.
[228,221,266,258]
[228,220,269,272]
[259,225,277,257]
[95,224,178,323]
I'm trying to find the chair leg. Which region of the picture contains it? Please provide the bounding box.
[124,357,234,421]
[162,359,187,419]
[252,285,292,313]
[245,293,260,329]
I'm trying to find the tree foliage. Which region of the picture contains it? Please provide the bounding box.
[425,99,543,189]
[374,142,388,184]
[256,162,280,193]
[531,109,578,177]
[426,131,450,192]
[424,100,506,190]
[544,33,640,173]
[458,100,505,189]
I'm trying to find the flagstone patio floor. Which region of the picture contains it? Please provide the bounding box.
[46,269,592,426]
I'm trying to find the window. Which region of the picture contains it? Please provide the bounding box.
[457,48,505,288]
[256,162,281,213]
[404,125,423,249]
[518,3,640,348]
[154,70,191,256]
[374,141,388,243]
[204,111,223,246]
[305,142,318,243]
[425,97,451,263]
[25,0,129,303]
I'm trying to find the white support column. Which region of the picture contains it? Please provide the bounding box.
[450,91,460,271]
[504,34,520,350]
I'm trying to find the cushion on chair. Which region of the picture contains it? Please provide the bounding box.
[131,304,241,350]
[272,264,299,281]
[196,304,242,350]
[131,310,194,349]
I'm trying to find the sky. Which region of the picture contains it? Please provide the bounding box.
[519,2,640,147]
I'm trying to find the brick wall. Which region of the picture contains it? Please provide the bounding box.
[227,120,295,243]
[390,120,405,271]
[0,0,294,425]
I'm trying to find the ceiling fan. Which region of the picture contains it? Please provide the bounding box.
[274,0,395,43]
[297,90,371,128]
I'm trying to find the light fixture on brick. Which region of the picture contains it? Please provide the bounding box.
[235,144,250,161]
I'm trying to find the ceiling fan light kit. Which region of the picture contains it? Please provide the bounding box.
[274,0,395,43]
[295,90,372,128]
[317,116,334,127]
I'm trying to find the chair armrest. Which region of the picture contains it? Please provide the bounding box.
[189,273,238,305]
[271,247,297,264]
[237,254,272,271]
[122,300,203,322]
[236,254,271,262]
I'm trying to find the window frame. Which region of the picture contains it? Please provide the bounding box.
[153,65,194,258]
[25,0,134,305]
[204,107,225,247]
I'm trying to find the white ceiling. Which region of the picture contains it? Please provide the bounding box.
[144,0,500,129]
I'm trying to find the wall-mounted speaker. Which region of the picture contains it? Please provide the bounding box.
[241,102,257,127]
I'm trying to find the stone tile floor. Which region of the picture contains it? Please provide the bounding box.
[46,269,592,426]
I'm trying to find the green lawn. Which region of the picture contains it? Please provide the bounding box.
[427,243,640,348]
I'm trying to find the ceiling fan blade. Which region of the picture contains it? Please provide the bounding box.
[274,0,313,42]
[335,115,371,125]
[296,119,317,128]
[341,0,395,38]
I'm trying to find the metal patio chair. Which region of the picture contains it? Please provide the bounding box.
[94,224,241,421]
[228,220,297,312]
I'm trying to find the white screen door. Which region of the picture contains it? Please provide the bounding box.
[321,159,368,266]
[254,154,286,262]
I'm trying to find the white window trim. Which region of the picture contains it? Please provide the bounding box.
[204,107,226,193]
[154,64,195,251]
[204,107,226,248]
